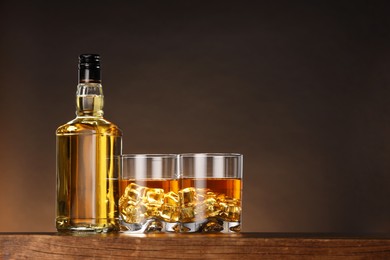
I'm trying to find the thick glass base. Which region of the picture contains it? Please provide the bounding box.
[56,217,119,233]
[119,217,240,233]
[181,218,241,233]
[119,218,179,233]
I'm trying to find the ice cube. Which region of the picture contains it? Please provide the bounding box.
[161,191,180,222]
[119,183,149,224]
[179,187,197,206]
[204,197,219,217]
[181,206,196,222]
[145,205,161,218]
[125,183,147,202]
[219,198,241,221]
[160,204,180,222]
[164,191,179,206]
[145,188,164,206]
[121,205,144,223]
[138,188,164,218]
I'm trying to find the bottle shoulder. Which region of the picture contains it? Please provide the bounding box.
[56,117,122,136]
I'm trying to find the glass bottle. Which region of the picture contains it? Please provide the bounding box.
[56,54,122,233]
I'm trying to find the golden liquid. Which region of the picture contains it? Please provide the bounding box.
[118,178,242,227]
[76,95,104,115]
[119,179,180,224]
[56,116,122,232]
[180,178,242,223]
[181,178,241,200]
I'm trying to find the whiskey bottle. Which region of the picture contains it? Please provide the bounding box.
[56,54,122,233]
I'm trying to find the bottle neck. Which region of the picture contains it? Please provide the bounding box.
[76,54,103,118]
[76,82,104,117]
[79,67,101,83]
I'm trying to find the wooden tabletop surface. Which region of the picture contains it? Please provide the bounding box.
[1,233,390,259]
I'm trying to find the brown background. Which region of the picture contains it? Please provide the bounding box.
[0,1,389,232]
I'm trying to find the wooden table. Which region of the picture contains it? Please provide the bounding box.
[1,233,390,259]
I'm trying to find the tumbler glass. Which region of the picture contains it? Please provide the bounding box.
[179,153,243,233]
[118,154,179,233]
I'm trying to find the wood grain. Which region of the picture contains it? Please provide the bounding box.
[1,233,390,259]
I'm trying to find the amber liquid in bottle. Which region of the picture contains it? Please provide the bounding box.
[56,54,122,233]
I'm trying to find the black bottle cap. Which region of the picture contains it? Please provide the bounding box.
[79,54,100,66]
[78,54,101,83]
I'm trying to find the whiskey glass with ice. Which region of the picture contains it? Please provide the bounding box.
[119,154,179,233]
[179,153,243,233]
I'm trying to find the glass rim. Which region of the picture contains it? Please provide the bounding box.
[121,154,178,159]
[179,153,242,158]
